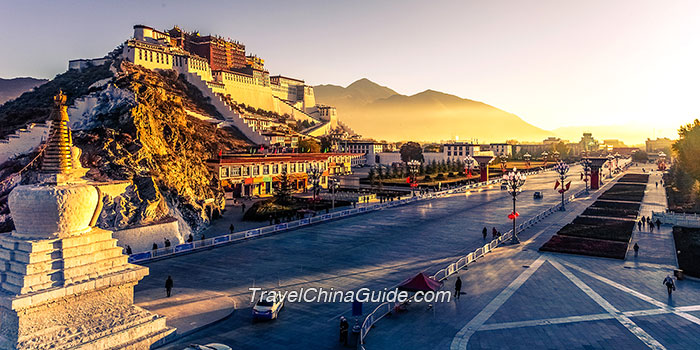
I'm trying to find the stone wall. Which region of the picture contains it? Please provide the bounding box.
[112,218,181,252]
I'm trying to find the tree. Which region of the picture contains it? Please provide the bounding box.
[673,119,700,182]
[319,135,333,153]
[400,142,424,163]
[631,150,648,162]
[273,171,293,204]
[298,139,321,153]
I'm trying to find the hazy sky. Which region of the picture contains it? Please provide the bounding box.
[1,0,698,140]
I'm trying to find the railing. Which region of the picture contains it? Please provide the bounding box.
[358,187,584,348]
[652,211,700,228]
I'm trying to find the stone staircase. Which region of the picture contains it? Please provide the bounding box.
[182,72,269,145]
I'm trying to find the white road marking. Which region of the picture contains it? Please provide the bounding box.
[559,259,700,327]
[449,255,547,350]
[549,258,666,350]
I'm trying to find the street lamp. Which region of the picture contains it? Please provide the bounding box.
[554,161,570,211]
[606,154,614,178]
[523,153,531,170]
[541,151,549,168]
[614,152,621,172]
[581,152,591,194]
[499,154,508,174]
[407,160,420,196]
[464,155,475,178]
[502,168,526,244]
[553,150,560,162]
[329,178,340,209]
[306,163,322,204]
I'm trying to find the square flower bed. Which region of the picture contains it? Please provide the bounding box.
[672,226,700,278]
[618,174,650,183]
[591,200,641,212]
[582,207,638,219]
[557,221,634,243]
[598,183,647,202]
[539,235,628,259]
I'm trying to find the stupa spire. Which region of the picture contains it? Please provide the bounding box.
[42,90,73,173]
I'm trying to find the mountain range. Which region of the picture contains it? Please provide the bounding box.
[314,78,552,142]
[0,77,48,105]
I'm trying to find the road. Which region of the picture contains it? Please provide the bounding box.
[135,165,590,349]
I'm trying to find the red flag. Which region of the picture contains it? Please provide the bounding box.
[406,177,411,183]
[554,180,560,190]
[565,181,571,191]
[580,173,583,180]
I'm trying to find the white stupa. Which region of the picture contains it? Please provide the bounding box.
[0,92,174,349]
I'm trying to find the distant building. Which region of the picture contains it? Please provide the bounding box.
[443,142,480,161]
[646,137,674,153]
[338,140,387,165]
[489,143,513,157]
[208,153,362,197]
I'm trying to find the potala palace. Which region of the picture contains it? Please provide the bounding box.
[70,24,353,145]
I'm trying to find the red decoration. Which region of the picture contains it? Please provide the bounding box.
[406,177,411,183]
[554,180,560,190]
[508,211,520,220]
[565,181,571,191]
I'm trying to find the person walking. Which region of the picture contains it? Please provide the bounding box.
[655,181,658,188]
[165,276,174,298]
[482,227,488,240]
[241,203,246,213]
[650,223,655,233]
[339,316,349,345]
[663,275,676,296]
[656,218,661,230]
[187,234,193,243]
[125,245,132,255]
[229,223,235,234]
[492,227,498,239]
[455,276,462,300]
[641,216,646,227]
[633,242,639,257]
[638,220,642,231]
[164,238,171,248]
[152,242,158,251]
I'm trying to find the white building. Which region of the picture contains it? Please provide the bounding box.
[489,143,513,157]
[443,142,480,162]
[339,140,387,165]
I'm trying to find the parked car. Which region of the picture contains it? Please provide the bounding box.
[500,183,508,190]
[252,294,284,320]
[183,344,232,350]
[533,191,543,199]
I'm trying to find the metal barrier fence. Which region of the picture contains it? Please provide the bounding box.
[127,170,550,265]
[358,187,584,348]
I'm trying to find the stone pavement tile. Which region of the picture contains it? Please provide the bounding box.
[484,261,606,324]
[565,265,660,312]
[469,319,646,350]
[631,313,700,349]
[555,253,700,308]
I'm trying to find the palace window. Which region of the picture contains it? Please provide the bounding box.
[231,167,240,176]
[219,167,230,179]
[263,165,270,175]
[252,166,259,176]
[138,49,142,60]
[242,166,250,176]
[272,164,279,174]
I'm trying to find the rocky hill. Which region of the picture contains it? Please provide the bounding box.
[0,60,251,235]
[0,77,48,106]
[314,79,551,142]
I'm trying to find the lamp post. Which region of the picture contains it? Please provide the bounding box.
[499,154,508,174]
[553,150,560,162]
[523,153,531,170]
[614,152,621,172]
[581,151,591,194]
[554,161,570,211]
[329,178,339,209]
[502,168,526,244]
[541,151,549,168]
[407,160,420,196]
[464,155,475,179]
[606,154,614,178]
[306,163,322,204]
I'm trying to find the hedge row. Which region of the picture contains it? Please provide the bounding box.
[539,235,629,259]
[618,173,650,183]
[672,227,700,278]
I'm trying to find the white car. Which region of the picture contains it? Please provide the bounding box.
[183,344,231,350]
[252,295,284,320]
